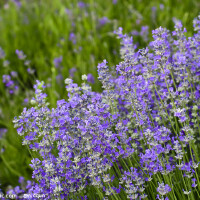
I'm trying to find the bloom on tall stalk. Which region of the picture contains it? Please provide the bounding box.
[11,15,200,199]
[2,73,19,95]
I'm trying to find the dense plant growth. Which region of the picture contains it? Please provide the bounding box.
[2,15,200,199]
[1,0,200,199]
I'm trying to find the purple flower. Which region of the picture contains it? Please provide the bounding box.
[18,177,25,184]
[11,71,18,78]
[16,49,26,60]
[160,4,164,10]
[98,17,109,26]
[11,14,200,200]
[77,1,86,8]
[69,32,76,44]
[69,67,77,77]
[2,75,11,83]
[0,128,7,138]
[53,56,63,68]
[23,98,29,105]
[87,73,95,84]
[191,178,197,188]
[27,68,35,74]
[157,182,171,196]
[12,0,21,8]
[2,74,19,94]
[140,26,149,42]
[65,8,72,17]
[56,74,63,84]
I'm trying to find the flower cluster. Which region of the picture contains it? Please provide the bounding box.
[5,177,34,200]
[11,15,200,199]
[16,50,26,60]
[2,73,19,95]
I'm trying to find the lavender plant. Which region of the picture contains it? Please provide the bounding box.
[11,15,200,200]
[2,73,19,95]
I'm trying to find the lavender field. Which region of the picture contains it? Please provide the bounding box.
[0,0,200,199]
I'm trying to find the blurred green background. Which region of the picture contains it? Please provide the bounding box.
[0,0,200,192]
